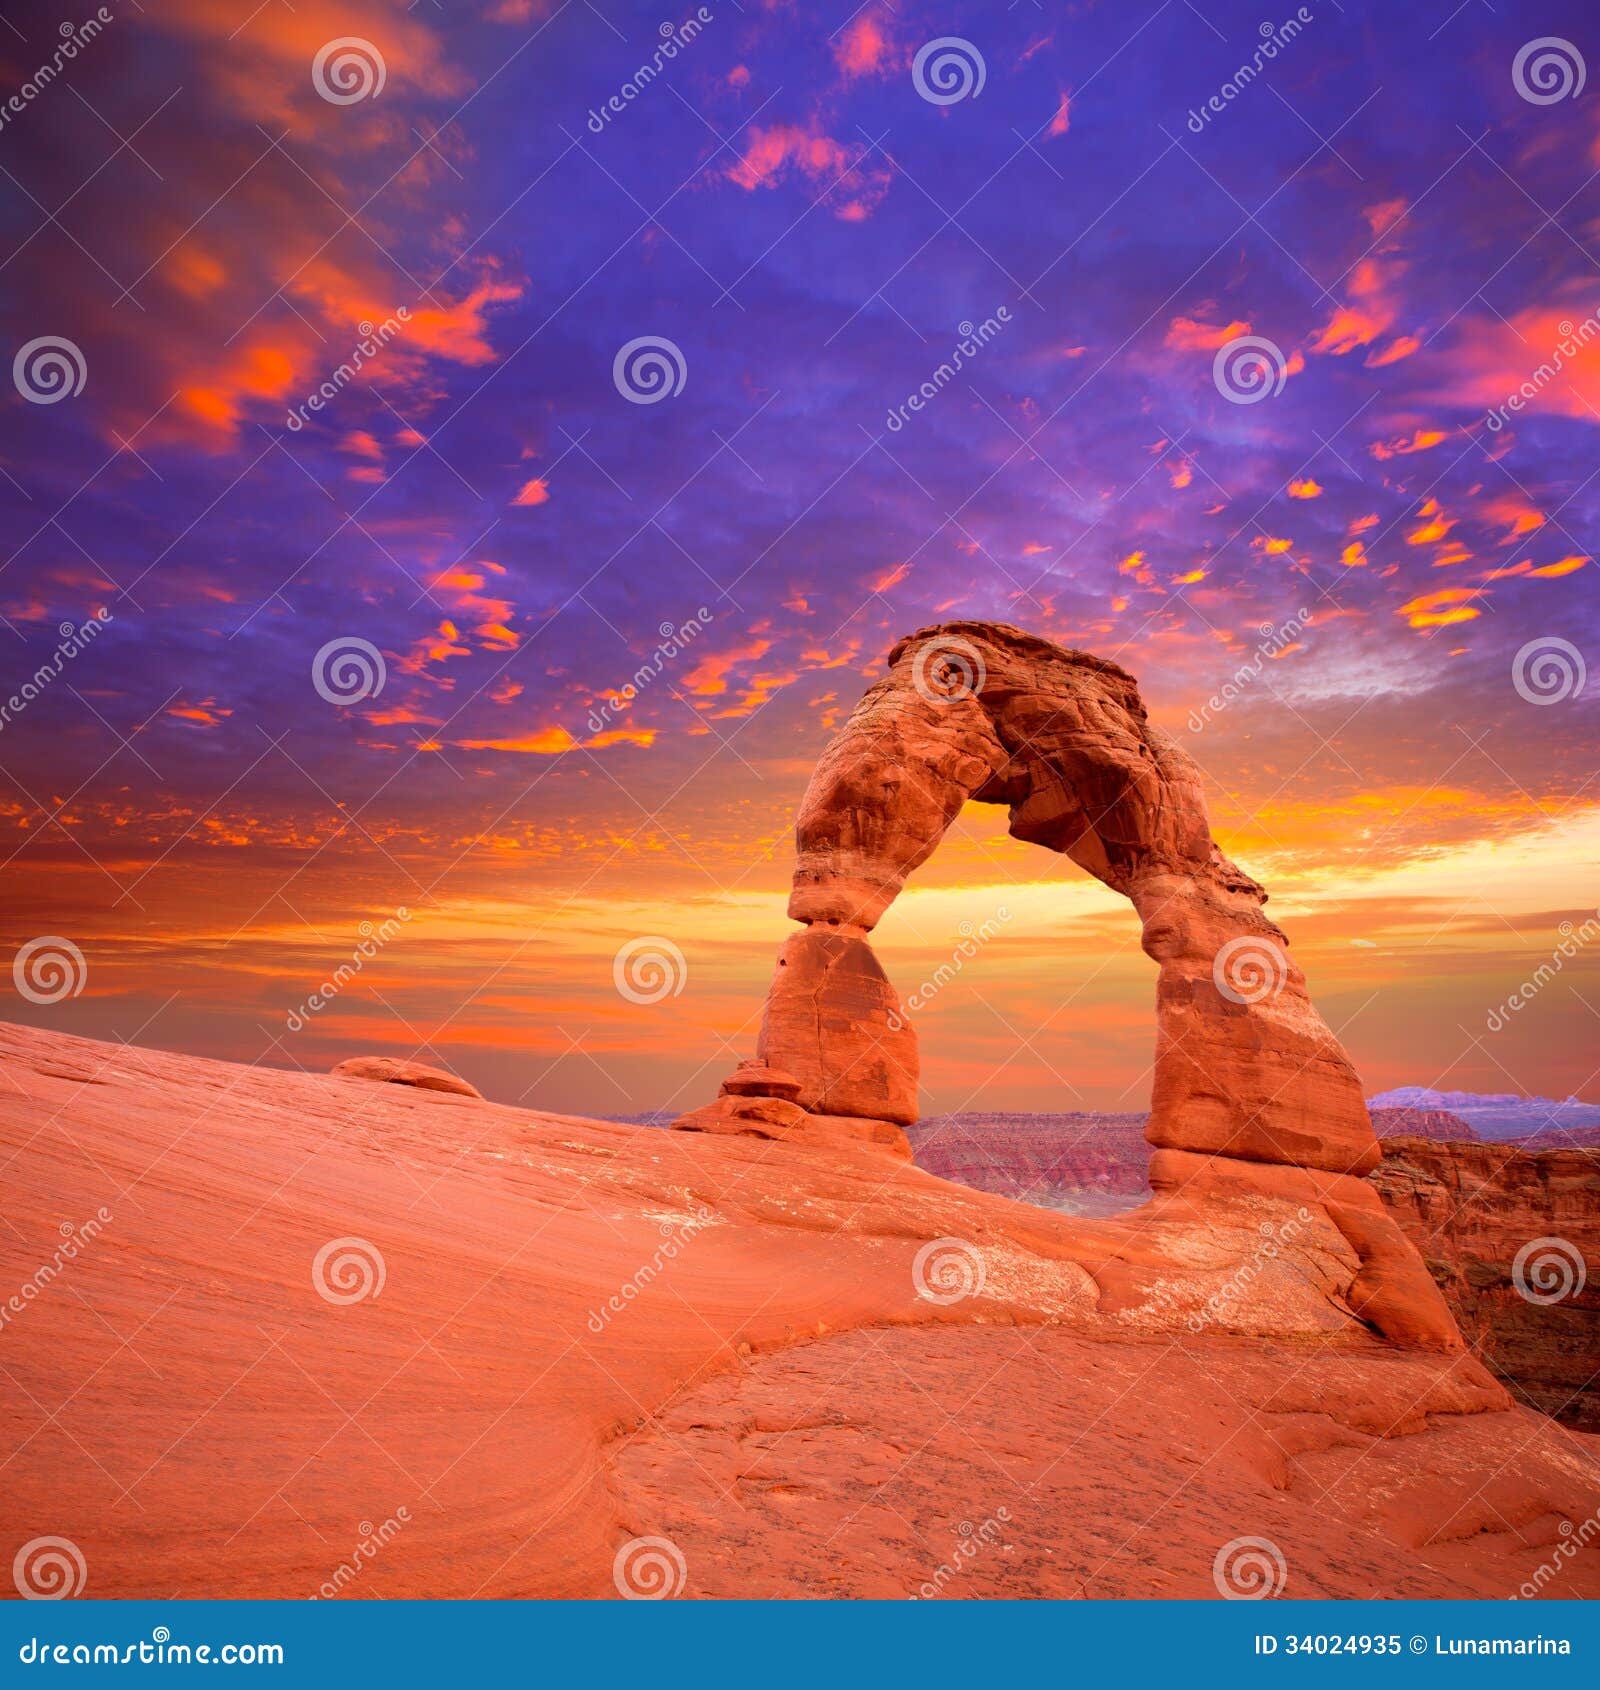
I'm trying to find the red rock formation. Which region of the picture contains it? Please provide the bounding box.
[678,623,1459,1350]
[1372,1137,1600,1430]
[332,1056,483,1098]
[3,1020,1594,1600]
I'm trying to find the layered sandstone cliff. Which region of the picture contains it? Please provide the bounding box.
[1372,1137,1600,1432]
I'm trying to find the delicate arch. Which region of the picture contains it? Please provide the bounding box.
[675,622,1461,1349]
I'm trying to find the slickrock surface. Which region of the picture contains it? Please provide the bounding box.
[679,623,1454,1350]
[1373,1138,1600,1433]
[4,1020,1598,1600]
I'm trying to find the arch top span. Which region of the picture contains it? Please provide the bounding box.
[672,622,1464,1352]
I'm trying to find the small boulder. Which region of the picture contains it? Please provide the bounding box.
[331,1056,482,1099]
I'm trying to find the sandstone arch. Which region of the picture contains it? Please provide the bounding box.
[675,622,1461,1350]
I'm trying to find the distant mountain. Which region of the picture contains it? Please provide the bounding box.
[1367,1089,1600,1141]
[1368,1106,1478,1142]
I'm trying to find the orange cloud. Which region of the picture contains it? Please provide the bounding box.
[1311,257,1408,359]
[1048,91,1072,138]
[168,698,232,728]
[725,124,891,219]
[1426,295,1600,424]
[1406,498,1454,546]
[1288,477,1323,499]
[1165,315,1250,351]
[511,477,550,507]
[1371,429,1445,460]
[685,638,773,697]
[1397,587,1482,628]
[834,10,895,78]
[458,725,655,755]
[1530,554,1590,578]
[1366,335,1420,367]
